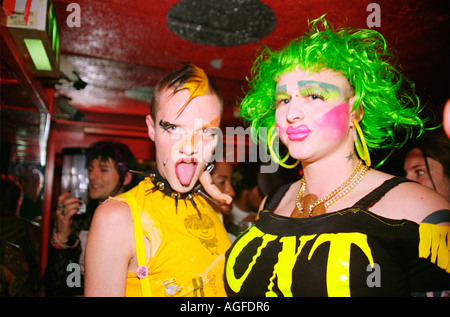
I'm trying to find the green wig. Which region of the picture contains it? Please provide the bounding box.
[240,15,426,165]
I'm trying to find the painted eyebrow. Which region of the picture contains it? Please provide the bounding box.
[274,85,291,100]
[201,115,220,129]
[159,120,175,129]
[297,80,341,94]
[159,119,220,135]
[275,84,287,93]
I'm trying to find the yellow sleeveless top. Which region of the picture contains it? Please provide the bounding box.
[112,177,231,297]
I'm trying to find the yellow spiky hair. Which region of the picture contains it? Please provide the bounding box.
[170,63,210,117]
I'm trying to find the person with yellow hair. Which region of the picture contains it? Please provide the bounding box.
[85,64,232,297]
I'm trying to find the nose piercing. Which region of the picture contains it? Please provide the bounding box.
[163,160,167,166]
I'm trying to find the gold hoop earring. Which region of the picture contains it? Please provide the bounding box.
[353,119,371,167]
[267,126,300,169]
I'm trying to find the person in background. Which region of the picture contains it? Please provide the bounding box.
[0,174,41,296]
[43,141,137,296]
[226,163,262,240]
[403,131,450,201]
[17,168,43,223]
[84,63,232,297]
[210,160,236,219]
[1,239,35,297]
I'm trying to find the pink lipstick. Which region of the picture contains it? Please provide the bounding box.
[287,125,310,141]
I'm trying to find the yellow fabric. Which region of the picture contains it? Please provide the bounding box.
[123,192,152,296]
[418,222,450,273]
[113,177,231,297]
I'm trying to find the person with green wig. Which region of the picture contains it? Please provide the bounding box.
[224,16,450,297]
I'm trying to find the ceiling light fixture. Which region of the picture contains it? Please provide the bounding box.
[167,0,276,46]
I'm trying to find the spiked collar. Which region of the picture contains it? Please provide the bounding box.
[130,166,215,217]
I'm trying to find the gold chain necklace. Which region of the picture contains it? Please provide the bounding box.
[292,161,369,218]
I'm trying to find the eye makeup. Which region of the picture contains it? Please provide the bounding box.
[159,118,220,138]
[199,115,221,136]
[297,80,341,101]
[274,81,342,108]
[273,85,291,108]
[159,120,186,137]
[159,120,174,132]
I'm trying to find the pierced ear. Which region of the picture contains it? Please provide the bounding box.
[146,114,156,141]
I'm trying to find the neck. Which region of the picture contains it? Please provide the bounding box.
[131,166,213,218]
[153,165,200,197]
[301,154,362,199]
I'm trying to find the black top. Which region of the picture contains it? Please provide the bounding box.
[224,177,450,297]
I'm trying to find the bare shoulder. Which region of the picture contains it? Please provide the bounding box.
[87,198,136,266]
[369,171,450,224]
[85,198,135,296]
[89,198,135,242]
[92,199,133,225]
[392,181,450,222]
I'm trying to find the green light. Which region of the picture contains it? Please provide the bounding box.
[24,38,52,71]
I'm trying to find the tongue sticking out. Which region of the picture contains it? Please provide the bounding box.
[176,162,197,186]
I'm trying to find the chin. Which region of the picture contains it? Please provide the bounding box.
[168,174,199,193]
[90,194,104,201]
[174,182,195,193]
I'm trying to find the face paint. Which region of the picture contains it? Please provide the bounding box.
[152,88,222,192]
[173,116,221,186]
[273,85,291,109]
[202,115,220,131]
[298,80,341,101]
[314,102,349,142]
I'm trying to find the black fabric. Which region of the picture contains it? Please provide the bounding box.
[43,201,96,297]
[352,176,411,209]
[225,177,450,297]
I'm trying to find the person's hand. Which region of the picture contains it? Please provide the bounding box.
[199,169,233,204]
[55,192,82,243]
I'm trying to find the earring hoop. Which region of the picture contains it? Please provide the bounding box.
[267,126,300,169]
[352,119,371,167]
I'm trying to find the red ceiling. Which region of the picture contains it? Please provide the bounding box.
[51,0,449,128]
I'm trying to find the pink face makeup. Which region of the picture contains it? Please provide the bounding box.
[313,102,349,142]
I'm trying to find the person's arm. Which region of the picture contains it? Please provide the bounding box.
[84,200,135,296]
[43,193,83,296]
[391,183,450,296]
